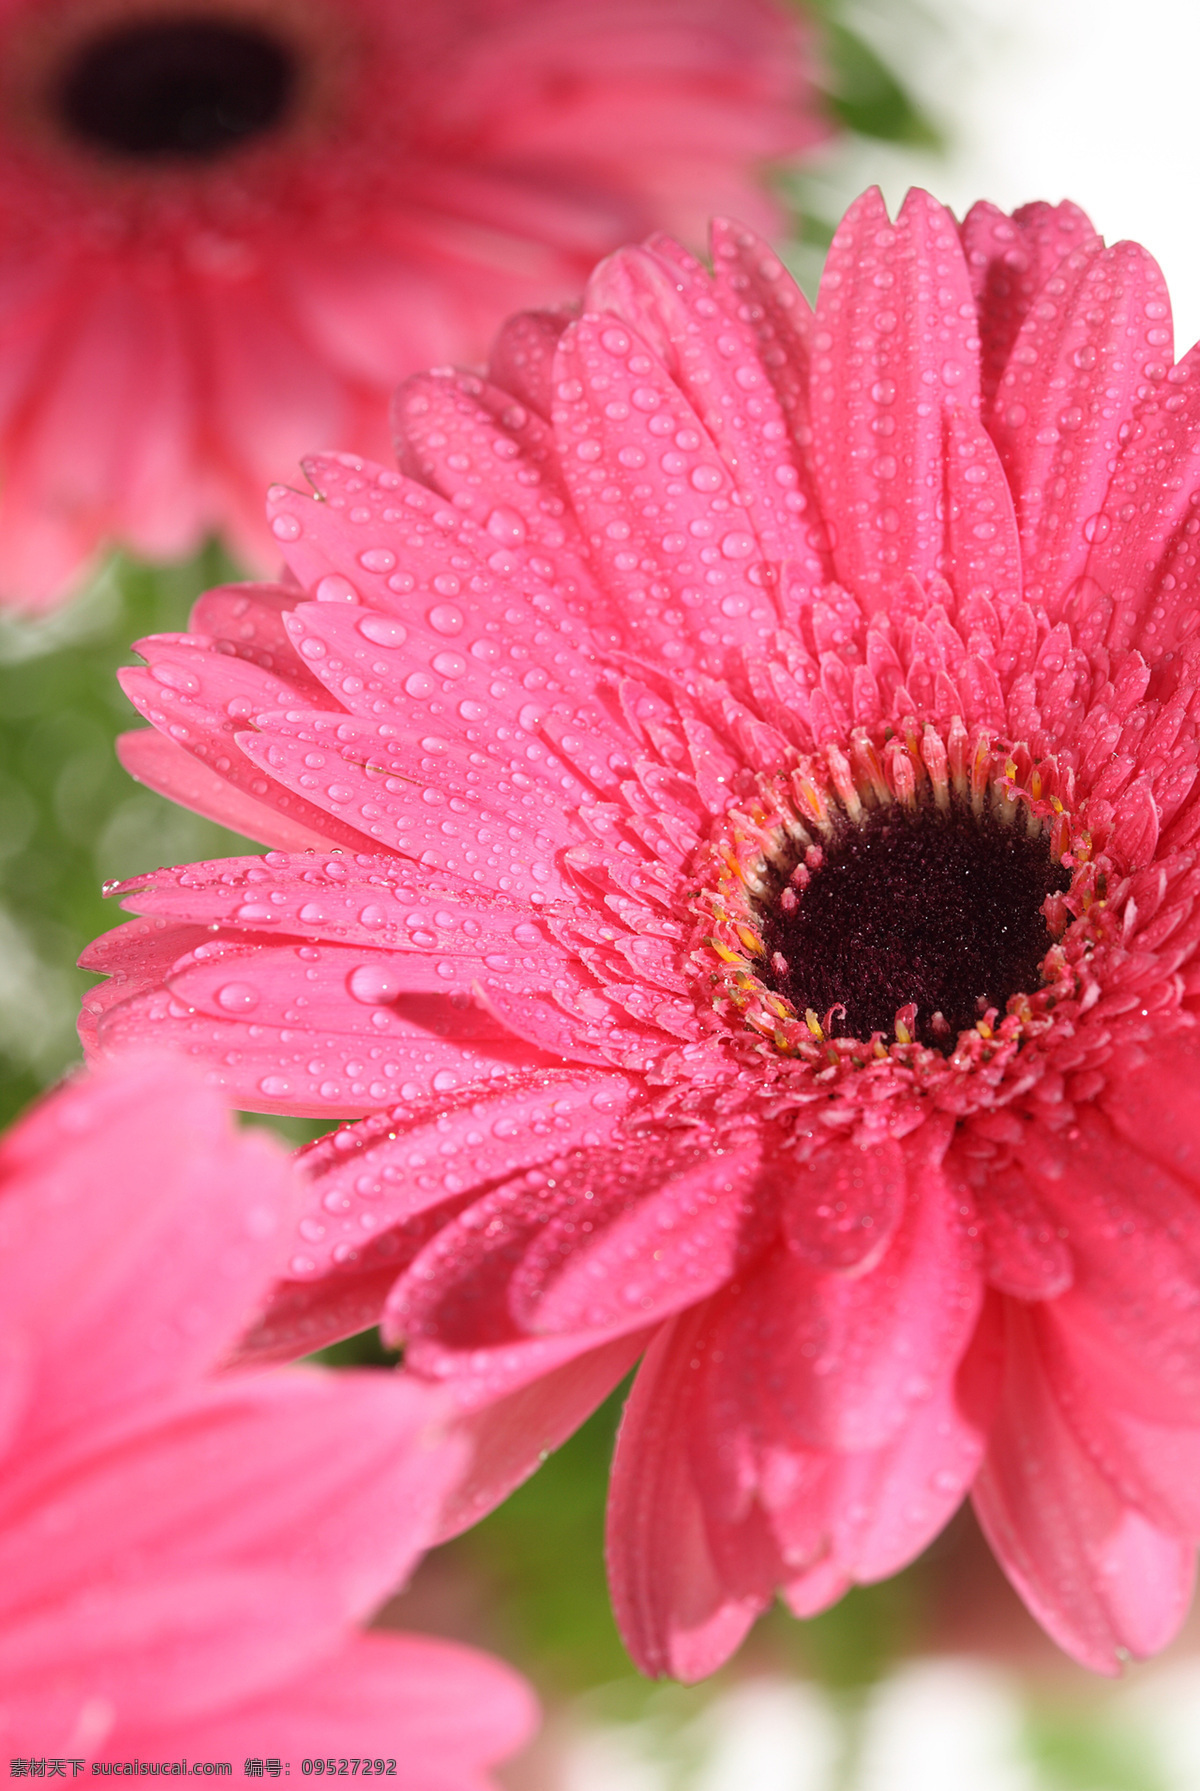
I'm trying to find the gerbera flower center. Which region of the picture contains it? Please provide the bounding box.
[56,15,296,159]
[757,802,1067,1050]
[692,719,1075,1059]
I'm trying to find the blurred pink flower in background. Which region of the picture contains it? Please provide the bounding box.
[0,1055,536,1772]
[85,189,1200,1682]
[0,0,823,609]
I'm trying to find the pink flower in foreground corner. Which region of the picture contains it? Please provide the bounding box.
[0,1055,535,1774]
[0,0,822,610]
[86,187,1200,1681]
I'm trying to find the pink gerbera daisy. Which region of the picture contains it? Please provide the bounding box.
[86,188,1200,1680]
[0,1053,535,1773]
[0,0,822,610]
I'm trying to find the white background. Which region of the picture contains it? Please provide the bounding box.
[808,0,1200,350]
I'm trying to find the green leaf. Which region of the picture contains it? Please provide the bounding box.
[821,17,942,148]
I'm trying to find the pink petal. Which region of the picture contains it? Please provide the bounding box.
[0,1369,460,1737]
[1039,1299,1200,1539]
[972,1298,1194,1673]
[487,307,573,417]
[1100,1026,1200,1188]
[394,369,593,579]
[236,721,577,905]
[1086,342,1200,659]
[708,223,822,548]
[584,234,814,567]
[942,405,1023,618]
[117,1632,537,1776]
[268,450,601,674]
[287,241,519,387]
[607,1301,772,1681]
[119,639,365,852]
[285,1071,634,1282]
[436,1328,652,1540]
[114,851,545,949]
[810,188,980,606]
[708,1141,981,1452]
[553,311,782,670]
[0,273,199,600]
[201,278,349,494]
[988,240,1172,614]
[390,1136,762,1406]
[508,1138,765,1334]
[1023,1105,1200,1423]
[188,581,313,671]
[815,1307,1000,1585]
[0,1058,293,1441]
[960,199,1101,407]
[233,1263,408,1368]
[91,966,540,1120]
[780,1134,906,1273]
[117,730,335,851]
[969,1158,1073,1300]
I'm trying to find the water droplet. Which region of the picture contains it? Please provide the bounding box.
[359,547,396,573]
[271,513,301,541]
[347,963,404,1005]
[216,981,259,1013]
[720,532,755,559]
[316,574,359,603]
[357,614,407,647]
[235,902,274,923]
[427,603,465,635]
[690,465,722,492]
[485,507,527,546]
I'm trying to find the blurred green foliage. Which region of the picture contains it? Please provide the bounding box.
[811,0,941,149]
[1024,1707,1169,1791]
[0,548,255,1127]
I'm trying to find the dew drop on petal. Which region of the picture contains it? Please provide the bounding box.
[347,964,404,1005]
[215,981,259,1013]
[271,513,301,541]
[428,603,466,635]
[485,507,527,546]
[357,614,407,647]
[316,574,360,603]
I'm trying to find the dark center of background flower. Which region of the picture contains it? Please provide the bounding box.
[57,15,295,159]
[757,806,1069,1051]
